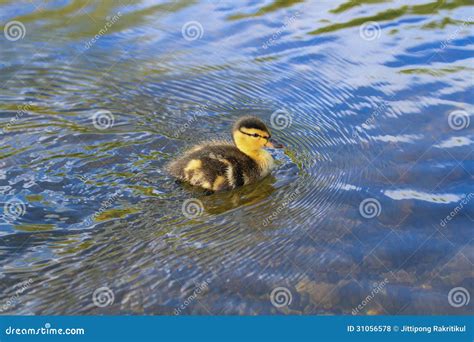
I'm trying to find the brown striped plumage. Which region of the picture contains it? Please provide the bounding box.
[166,116,278,191]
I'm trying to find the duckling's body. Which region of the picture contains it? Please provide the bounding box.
[166,116,279,191]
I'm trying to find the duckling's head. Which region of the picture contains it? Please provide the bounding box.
[232,116,281,154]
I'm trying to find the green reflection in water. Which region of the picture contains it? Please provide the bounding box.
[310,0,472,35]
[228,0,304,20]
[5,0,194,40]
[330,0,390,14]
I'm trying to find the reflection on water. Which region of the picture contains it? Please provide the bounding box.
[0,0,472,315]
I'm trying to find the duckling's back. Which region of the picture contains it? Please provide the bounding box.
[166,143,261,191]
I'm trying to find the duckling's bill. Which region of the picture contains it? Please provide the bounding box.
[265,138,284,149]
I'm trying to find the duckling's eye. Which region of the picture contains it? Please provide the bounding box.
[252,133,260,138]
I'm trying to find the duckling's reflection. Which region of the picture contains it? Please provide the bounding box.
[184,175,277,215]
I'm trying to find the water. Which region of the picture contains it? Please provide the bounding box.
[0,0,472,315]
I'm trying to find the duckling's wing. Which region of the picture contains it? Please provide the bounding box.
[166,144,257,191]
[165,147,229,190]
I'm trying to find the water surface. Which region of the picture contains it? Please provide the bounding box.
[0,0,473,315]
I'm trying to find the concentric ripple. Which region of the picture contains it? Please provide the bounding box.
[0,0,472,315]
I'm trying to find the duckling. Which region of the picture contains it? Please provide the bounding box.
[166,116,283,191]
